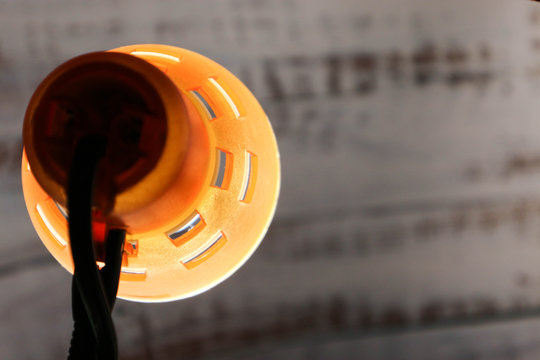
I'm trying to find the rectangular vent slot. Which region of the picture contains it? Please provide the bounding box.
[181,231,227,269]
[124,239,138,256]
[167,211,205,246]
[240,151,258,203]
[120,267,147,281]
[121,267,147,275]
[36,203,67,247]
[212,149,233,189]
[130,51,180,63]
[208,77,240,118]
[98,260,146,280]
[190,90,216,120]
[55,201,68,220]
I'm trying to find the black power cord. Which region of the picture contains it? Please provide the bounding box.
[67,136,125,360]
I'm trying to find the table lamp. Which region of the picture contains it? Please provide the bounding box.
[21,44,280,359]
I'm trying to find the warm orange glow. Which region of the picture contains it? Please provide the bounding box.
[22,44,280,302]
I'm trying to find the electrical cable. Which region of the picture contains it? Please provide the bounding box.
[67,136,124,360]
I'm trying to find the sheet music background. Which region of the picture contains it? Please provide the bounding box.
[2,0,540,359]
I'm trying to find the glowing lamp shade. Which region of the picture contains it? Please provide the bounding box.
[21,44,280,302]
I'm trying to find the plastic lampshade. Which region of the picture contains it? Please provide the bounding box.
[21,44,280,302]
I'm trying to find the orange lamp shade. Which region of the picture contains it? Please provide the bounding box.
[21,44,280,302]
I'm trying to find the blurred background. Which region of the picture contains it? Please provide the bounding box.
[2,0,540,359]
